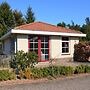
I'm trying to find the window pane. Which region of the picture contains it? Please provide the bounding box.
[34,37,38,42]
[29,36,33,42]
[41,37,44,42]
[45,43,48,48]
[62,48,69,53]
[41,49,44,54]
[30,43,33,48]
[45,37,48,42]
[62,37,69,41]
[66,48,69,52]
[35,43,38,48]
[45,49,48,54]
[41,43,44,48]
[34,49,38,54]
[62,42,69,47]
[45,55,48,60]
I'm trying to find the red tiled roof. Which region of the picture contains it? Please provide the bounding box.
[15,22,82,34]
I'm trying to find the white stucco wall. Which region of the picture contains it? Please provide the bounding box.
[3,38,11,54]
[50,36,61,59]
[17,34,28,52]
[50,36,79,59]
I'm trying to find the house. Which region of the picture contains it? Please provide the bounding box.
[0,22,86,62]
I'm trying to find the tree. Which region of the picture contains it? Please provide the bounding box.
[67,21,81,31]
[57,22,66,27]
[13,10,25,26]
[25,6,35,24]
[80,17,90,41]
[0,2,15,37]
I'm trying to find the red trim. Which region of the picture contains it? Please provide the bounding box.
[38,60,49,62]
[38,36,41,61]
[28,35,50,62]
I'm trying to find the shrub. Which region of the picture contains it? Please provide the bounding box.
[74,65,86,74]
[31,66,74,79]
[84,65,90,73]
[24,68,31,79]
[30,68,40,79]
[74,42,90,62]
[0,70,16,81]
[26,51,38,68]
[10,51,38,76]
[58,66,74,76]
[10,50,27,70]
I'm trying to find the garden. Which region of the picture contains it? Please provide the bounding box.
[0,42,90,81]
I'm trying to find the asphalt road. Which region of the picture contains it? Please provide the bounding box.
[0,75,90,90]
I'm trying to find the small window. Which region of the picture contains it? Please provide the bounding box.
[62,37,69,54]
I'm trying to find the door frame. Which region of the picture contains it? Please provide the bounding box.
[28,35,50,62]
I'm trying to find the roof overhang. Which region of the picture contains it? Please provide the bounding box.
[0,29,86,40]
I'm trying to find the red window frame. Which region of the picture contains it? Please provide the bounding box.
[28,35,50,62]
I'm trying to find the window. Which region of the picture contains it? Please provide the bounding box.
[28,35,49,61]
[29,35,38,54]
[41,36,49,60]
[62,37,69,54]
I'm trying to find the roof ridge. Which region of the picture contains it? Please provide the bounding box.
[37,21,58,28]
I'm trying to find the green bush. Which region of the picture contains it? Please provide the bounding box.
[84,65,90,73]
[26,51,38,68]
[59,66,74,76]
[10,50,38,73]
[0,70,16,81]
[31,66,74,79]
[74,65,86,74]
[10,50,27,70]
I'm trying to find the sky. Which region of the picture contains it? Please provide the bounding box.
[0,0,90,25]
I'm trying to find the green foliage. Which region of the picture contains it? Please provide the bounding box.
[74,42,90,62]
[74,65,86,74]
[13,10,25,26]
[0,2,36,38]
[10,50,38,71]
[74,65,90,74]
[31,66,74,79]
[10,50,27,70]
[57,22,66,27]
[0,70,16,81]
[26,51,38,68]
[84,65,90,73]
[25,6,35,24]
[0,2,15,37]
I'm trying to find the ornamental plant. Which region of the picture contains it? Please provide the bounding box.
[74,42,90,62]
[26,51,38,68]
[10,50,38,74]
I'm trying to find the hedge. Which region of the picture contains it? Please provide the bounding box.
[30,65,90,79]
[0,70,16,81]
[0,65,90,80]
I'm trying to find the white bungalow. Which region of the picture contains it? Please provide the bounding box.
[0,22,86,62]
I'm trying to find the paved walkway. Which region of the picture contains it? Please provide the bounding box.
[0,74,90,90]
[35,60,90,67]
